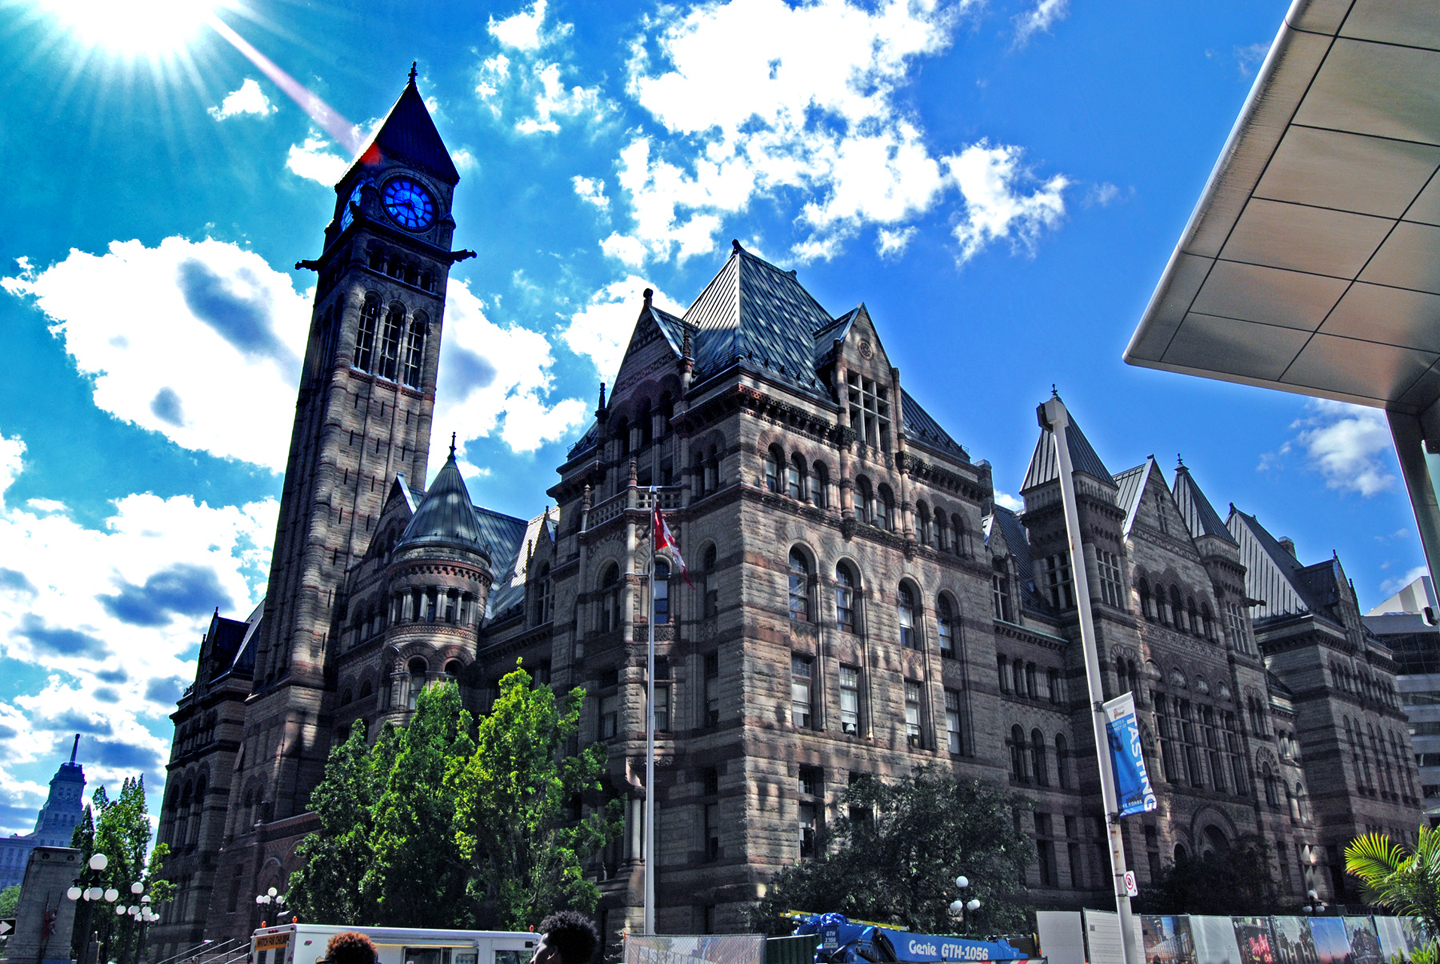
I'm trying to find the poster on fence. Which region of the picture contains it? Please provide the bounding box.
[1142,917,1195,964]
[1232,918,1274,964]
[1342,918,1383,964]
[1374,917,1428,963]
[1268,918,1318,964]
[623,934,764,964]
[1307,919,1349,964]
[1191,917,1243,964]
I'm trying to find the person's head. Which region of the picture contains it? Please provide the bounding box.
[531,911,599,964]
[326,932,378,964]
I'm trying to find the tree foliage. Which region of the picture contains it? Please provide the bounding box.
[0,884,19,918]
[288,671,621,930]
[69,776,171,964]
[748,768,1035,936]
[1135,837,1281,916]
[453,665,622,930]
[1345,828,1440,938]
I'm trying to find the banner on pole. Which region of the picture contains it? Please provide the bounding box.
[1104,692,1157,817]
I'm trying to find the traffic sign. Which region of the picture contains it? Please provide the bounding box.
[1123,871,1138,897]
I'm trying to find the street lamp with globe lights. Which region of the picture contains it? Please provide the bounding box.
[948,876,982,935]
[65,854,117,964]
[255,887,288,926]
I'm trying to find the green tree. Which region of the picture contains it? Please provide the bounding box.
[70,777,170,964]
[451,663,623,930]
[364,682,475,926]
[1135,837,1281,915]
[748,769,1035,936]
[0,884,19,918]
[1345,828,1440,938]
[287,720,398,925]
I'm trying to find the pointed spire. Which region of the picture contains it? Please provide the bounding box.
[596,381,608,419]
[70,734,79,764]
[449,432,457,459]
[408,61,418,86]
[354,71,460,182]
[395,456,488,560]
[1172,460,1238,545]
[1021,403,1114,491]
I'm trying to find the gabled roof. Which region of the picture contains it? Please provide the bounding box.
[684,244,833,396]
[1021,407,1115,491]
[988,505,1047,614]
[476,506,535,621]
[1173,463,1238,546]
[352,73,459,184]
[1228,507,1327,619]
[397,450,488,559]
[901,390,968,462]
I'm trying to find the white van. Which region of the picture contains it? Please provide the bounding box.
[251,923,538,964]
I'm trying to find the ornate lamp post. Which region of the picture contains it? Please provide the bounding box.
[65,854,116,964]
[948,875,982,936]
[1302,889,1327,915]
[255,888,287,926]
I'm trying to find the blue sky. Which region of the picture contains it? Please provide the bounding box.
[0,0,1424,837]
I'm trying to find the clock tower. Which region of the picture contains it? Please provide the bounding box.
[212,69,472,926]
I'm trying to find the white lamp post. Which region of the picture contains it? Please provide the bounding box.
[949,875,982,935]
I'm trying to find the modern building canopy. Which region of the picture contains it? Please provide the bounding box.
[1127,0,1440,587]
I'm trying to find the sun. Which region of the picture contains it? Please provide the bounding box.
[31,0,225,59]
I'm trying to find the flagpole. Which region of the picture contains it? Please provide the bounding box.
[644,490,657,936]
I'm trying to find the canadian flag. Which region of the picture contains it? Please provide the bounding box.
[652,502,693,587]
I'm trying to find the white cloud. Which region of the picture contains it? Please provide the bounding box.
[1235,42,1270,77]
[3,237,311,470]
[607,0,1062,266]
[451,148,478,172]
[561,276,686,381]
[208,78,276,120]
[431,279,587,460]
[994,491,1024,513]
[1380,565,1430,600]
[476,3,603,135]
[1290,399,1397,497]
[600,232,647,267]
[573,176,610,209]
[1014,0,1069,46]
[488,0,570,51]
[877,226,916,258]
[0,432,276,830]
[947,142,1069,263]
[286,132,349,185]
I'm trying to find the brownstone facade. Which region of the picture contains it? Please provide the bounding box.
[155,77,1421,961]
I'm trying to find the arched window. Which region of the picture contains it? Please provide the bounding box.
[341,688,353,706]
[701,545,718,619]
[1170,587,1185,628]
[354,295,380,371]
[535,562,553,625]
[992,559,1012,621]
[953,516,967,556]
[1032,728,1049,786]
[1262,763,1279,807]
[1201,602,1214,639]
[616,418,631,458]
[835,564,857,632]
[935,510,950,551]
[898,583,918,649]
[640,400,654,447]
[360,680,373,699]
[788,550,811,622]
[788,454,807,500]
[402,311,427,387]
[1187,598,1199,635]
[599,564,621,633]
[653,559,671,624]
[1010,726,1028,782]
[812,461,829,508]
[445,659,463,681]
[875,484,894,531]
[856,476,874,524]
[408,658,428,710]
[1055,734,1070,789]
[378,304,405,380]
[1139,578,1152,619]
[937,595,956,658]
[1116,655,1131,694]
[1012,661,1025,697]
[916,502,931,544]
[765,446,782,493]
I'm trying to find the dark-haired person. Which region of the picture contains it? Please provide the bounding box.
[325,931,378,964]
[530,911,599,964]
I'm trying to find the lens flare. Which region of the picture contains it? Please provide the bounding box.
[33,0,221,58]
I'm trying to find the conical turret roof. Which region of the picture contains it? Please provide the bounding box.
[1173,462,1238,545]
[1021,404,1114,491]
[354,70,460,184]
[397,449,488,560]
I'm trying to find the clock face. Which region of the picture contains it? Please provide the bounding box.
[382,178,435,231]
[339,184,363,231]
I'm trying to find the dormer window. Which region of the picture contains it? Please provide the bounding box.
[847,372,890,450]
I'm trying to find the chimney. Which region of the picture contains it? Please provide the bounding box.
[1279,536,1297,558]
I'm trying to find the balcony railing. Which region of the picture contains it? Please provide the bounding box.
[585,485,683,530]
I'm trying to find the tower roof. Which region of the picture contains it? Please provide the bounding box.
[1173,462,1238,546]
[1021,405,1115,491]
[397,450,488,560]
[354,71,460,184]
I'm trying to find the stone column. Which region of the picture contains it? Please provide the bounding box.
[7,847,81,964]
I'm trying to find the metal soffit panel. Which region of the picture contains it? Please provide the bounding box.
[1126,0,1440,415]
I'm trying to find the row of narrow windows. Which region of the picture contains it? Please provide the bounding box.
[354,296,428,387]
[1138,578,1216,640]
[1009,727,1072,789]
[1155,694,1249,796]
[346,587,481,649]
[366,246,436,291]
[1345,715,1418,802]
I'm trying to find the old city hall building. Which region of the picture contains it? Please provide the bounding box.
[154,77,1423,956]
